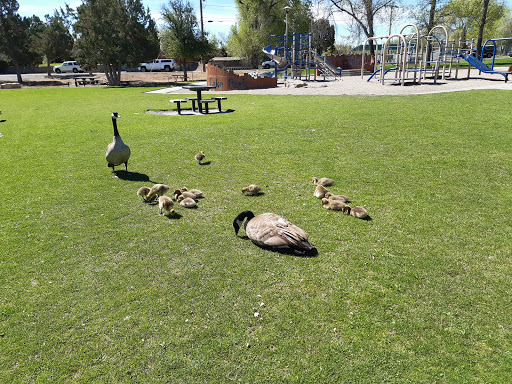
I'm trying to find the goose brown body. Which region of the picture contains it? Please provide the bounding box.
[314,185,329,198]
[146,184,170,201]
[105,113,130,171]
[233,211,315,254]
[312,177,334,187]
[349,206,368,219]
[242,184,261,195]
[159,196,175,216]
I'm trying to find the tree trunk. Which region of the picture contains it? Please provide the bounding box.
[182,58,188,82]
[476,0,490,60]
[13,59,23,83]
[104,63,122,86]
[46,60,52,77]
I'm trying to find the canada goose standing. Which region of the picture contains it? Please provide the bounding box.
[158,195,175,216]
[321,198,350,213]
[349,206,368,219]
[312,177,334,187]
[146,183,170,201]
[242,184,261,195]
[314,185,329,199]
[324,192,349,203]
[105,112,131,171]
[195,151,205,165]
[233,211,316,255]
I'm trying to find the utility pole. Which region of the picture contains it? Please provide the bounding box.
[200,0,205,72]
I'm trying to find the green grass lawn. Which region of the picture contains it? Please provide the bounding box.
[0,85,511,383]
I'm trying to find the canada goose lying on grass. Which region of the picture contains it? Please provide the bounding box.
[195,151,205,165]
[146,183,170,201]
[349,206,368,219]
[233,211,316,255]
[312,177,334,187]
[314,185,329,199]
[159,196,175,216]
[242,184,261,195]
[105,112,131,172]
[181,187,204,198]
[173,189,196,200]
[322,198,350,213]
[324,192,349,203]
[178,196,197,208]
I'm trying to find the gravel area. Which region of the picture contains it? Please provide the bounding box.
[150,67,512,96]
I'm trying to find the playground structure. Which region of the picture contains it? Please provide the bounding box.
[262,34,342,80]
[361,24,512,85]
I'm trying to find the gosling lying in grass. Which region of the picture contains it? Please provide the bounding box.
[322,198,350,213]
[181,187,204,198]
[173,189,196,201]
[348,206,368,219]
[312,177,334,187]
[158,196,175,216]
[314,185,329,199]
[242,184,261,195]
[178,195,197,208]
[324,192,349,203]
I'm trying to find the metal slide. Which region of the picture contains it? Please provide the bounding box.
[459,54,509,81]
[313,55,342,78]
[262,45,289,70]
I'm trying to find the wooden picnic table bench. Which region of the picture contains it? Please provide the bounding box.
[74,77,100,87]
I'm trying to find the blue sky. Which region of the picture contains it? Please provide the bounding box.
[17,0,512,45]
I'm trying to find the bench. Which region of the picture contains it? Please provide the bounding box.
[212,97,227,112]
[186,97,198,111]
[198,99,216,114]
[171,74,184,83]
[170,99,188,114]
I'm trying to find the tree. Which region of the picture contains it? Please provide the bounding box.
[311,18,335,54]
[74,0,159,86]
[160,0,215,81]
[37,12,74,76]
[0,0,42,83]
[440,0,506,48]
[228,0,313,67]
[326,0,395,57]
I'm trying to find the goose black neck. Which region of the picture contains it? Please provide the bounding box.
[112,117,120,137]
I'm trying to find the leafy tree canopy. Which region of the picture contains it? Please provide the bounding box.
[74,0,159,85]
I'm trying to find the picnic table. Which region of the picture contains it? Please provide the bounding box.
[182,85,216,113]
[74,77,100,87]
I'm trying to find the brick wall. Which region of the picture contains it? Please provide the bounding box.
[206,64,277,91]
[323,54,374,71]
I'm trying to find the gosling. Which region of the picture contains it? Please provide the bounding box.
[349,206,368,219]
[322,198,350,213]
[158,196,175,216]
[314,185,329,199]
[146,183,170,201]
[181,187,204,198]
[178,196,197,208]
[242,184,261,195]
[312,177,334,187]
[325,192,349,203]
[137,186,152,202]
[195,151,205,165]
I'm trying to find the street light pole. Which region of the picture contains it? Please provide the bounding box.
[200,0,205,72]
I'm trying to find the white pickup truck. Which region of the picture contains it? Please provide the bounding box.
[139,59,177,72]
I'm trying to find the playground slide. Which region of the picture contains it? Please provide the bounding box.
[262,45,288,70]
[313,55,342,77]
[459,54,509,81]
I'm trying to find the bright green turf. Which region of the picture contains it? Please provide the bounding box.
[0,85,511,383]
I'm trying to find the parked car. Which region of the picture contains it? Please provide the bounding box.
[470,46,495,58]
[262,60,276,69]
[54,61,82,73]
[139,59,177,72]
[508,50,512,57]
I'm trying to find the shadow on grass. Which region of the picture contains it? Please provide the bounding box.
[243,192,265,197]
[113,170,157,183]
[199,161,211,166]
[237,235,318,257]
[164,212,182,220]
